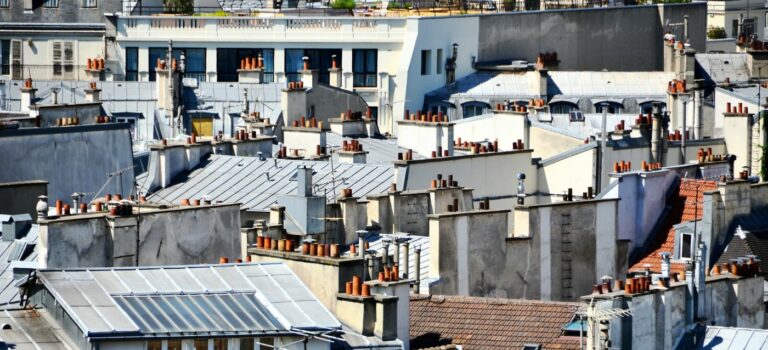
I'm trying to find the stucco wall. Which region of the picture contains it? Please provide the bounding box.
[530,127,583,159]
[0,180,47,220]
[477,3,706,71]
[0,124,134,206]
[38,205,241,269]
[307,84,369,123]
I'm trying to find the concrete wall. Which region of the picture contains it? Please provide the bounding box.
[0,124,134,206]
[477,3,707,71]
[530,126,583,159]
[0,180,47,220]
[32,103,103,127]
[307,84,369,123]
[37,204,241,269]
[452,112,527,151]
[396,121,454,157]
[537,145,596,202]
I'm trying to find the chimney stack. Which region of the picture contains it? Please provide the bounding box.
[329,54,343,88]
[20,79,37,112]
[300,56,319,89]
[85,82,101,103]
[296,166,313,197]
[281,82,308,128]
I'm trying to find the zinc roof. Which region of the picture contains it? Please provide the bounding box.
[698,326,768,350]
[0,225,39,310]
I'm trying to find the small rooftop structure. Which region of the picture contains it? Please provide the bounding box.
[410,294,580,350]
[34,263,341,339]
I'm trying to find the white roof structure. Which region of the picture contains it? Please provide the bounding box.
[37,263,341,339]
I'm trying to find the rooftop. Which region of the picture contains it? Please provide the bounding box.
[146,154,395,212]
[410,294,581,350]
[0,223,39,310]
[629,178,719,274]
[696,326,768,349]
[37,263,340,338]
[0,308,73,349]
[695,53,751,85]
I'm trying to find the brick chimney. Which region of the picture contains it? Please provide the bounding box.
[329,54,342,88]
[238,54,265,84]
[20,79,37,112]
[84,82,101,103]
[155,59,181,112]
[281,83,308,128]
[300,56,319,89]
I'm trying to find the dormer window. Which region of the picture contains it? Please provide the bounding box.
[595,102,622,114]
[550,102,578,114]
[568,110,584,122]
[673,223,695,260]
[462,101,490,118]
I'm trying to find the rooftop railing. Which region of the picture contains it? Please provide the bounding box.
[119,16,409,41]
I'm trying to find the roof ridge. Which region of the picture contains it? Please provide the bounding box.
[411,294,581,307]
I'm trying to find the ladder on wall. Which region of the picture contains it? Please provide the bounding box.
[561,213,573,300]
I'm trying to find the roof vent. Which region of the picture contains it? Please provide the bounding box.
[1,323,11,330]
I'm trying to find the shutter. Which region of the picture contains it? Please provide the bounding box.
[63,42,74,78]
[52,41,62,77]
[10,40,21,80]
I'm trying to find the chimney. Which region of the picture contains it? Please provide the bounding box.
[300,56,319,89]
[329,54,342,88]
[651,105,663,164]
[281,82,308,128]
[84,82,101,103]
[36,195,49,221]
[297,166,313,197]
[238,54,265,83]
[20,79,37,112]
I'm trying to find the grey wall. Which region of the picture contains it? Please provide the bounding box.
[0,180,47,220]
[477,3,706,71]
[39,204,241,269]
[307,84,369,124]
[0,124,135,206]
[0,1,119,33]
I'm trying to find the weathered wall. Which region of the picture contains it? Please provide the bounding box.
[34,104,102,128]
[477,3,707,71]
[307,84,369,122]
[0,180,47,220]
[396,121,454,158]
[0,124,134,206]
[530,126,583,159]
[537,145,596,202]
[38,204,241,269]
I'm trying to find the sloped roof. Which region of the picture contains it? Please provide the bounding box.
[182,82,283,125]
[0,225,39,310]
[0,308,73,349]
[696,326,768,349]
[147,155,394,212]
[629,178,718,274]
[410,295,581,350]
[695,53,751,85]
[37,263,340,338]
[716,206,768,274]
[326,132,424,165]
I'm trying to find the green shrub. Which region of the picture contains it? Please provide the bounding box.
[331,0,356,9]
[707,26,727,39]
[163,0,194,14]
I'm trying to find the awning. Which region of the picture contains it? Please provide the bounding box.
[549,96,581,105]
[591,98,625,106]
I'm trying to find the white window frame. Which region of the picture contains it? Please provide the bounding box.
[43,0,59,8]
[81,0,97,8]
[52,41,75,79]
[0,0,9,8]
[678,231,693,260]
[10,40,22,80]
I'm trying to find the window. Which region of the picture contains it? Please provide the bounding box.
[550,102,577,114]
[421,50,431,75]
[0,0,8,8]
[679,231,693,259]
[462,101,489,118]
[81,0,97,7]
[353,49,377,87]
[52,41,74,79]
[258,338,274,350]
[217,48,275,83]
[283,48,340,84]
[594,102,622,114]
[1,40,9,75]
[568,110,585,122]
[194,339,209,350]
[148,47,206,81]
[239,338,255,350]
[436,49,443,74]
[44,0,59,7]
[639,101,664,115]
[212,339,227,350]
[10,40,21,80]
[116,115,138,140]
[167,340,182,350]
[125,47,138,81]
[147,341,162,350]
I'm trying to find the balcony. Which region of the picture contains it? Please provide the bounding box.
[118,16,409,43]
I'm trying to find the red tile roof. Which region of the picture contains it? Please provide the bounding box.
[410,295,581,350]
[629,178,718,274]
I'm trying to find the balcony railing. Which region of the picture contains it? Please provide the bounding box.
[119,16,408,42]
[1,64,96,81]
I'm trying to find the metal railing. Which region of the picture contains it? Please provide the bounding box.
[1,64,96,81]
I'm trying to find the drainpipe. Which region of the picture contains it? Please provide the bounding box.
[382,241,390,267]
[403,242,410,279]
[652,105,662,163]
[695,89,703,140]
[394,241,401,271]
[681,97,688,163]
[599,105,608,193]
[414,246,421,294]
[695,241,708,321]
[685,262,695,326]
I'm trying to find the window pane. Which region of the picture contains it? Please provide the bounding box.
[240,338,254,350]
[681,233,692,258]
[168,340,182,350]
[194,339,208,350]
[258,338,274,350]
[147,340,162,350]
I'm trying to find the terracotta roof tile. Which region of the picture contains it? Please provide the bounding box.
[629,179,718,274]
[410,295,581,350]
